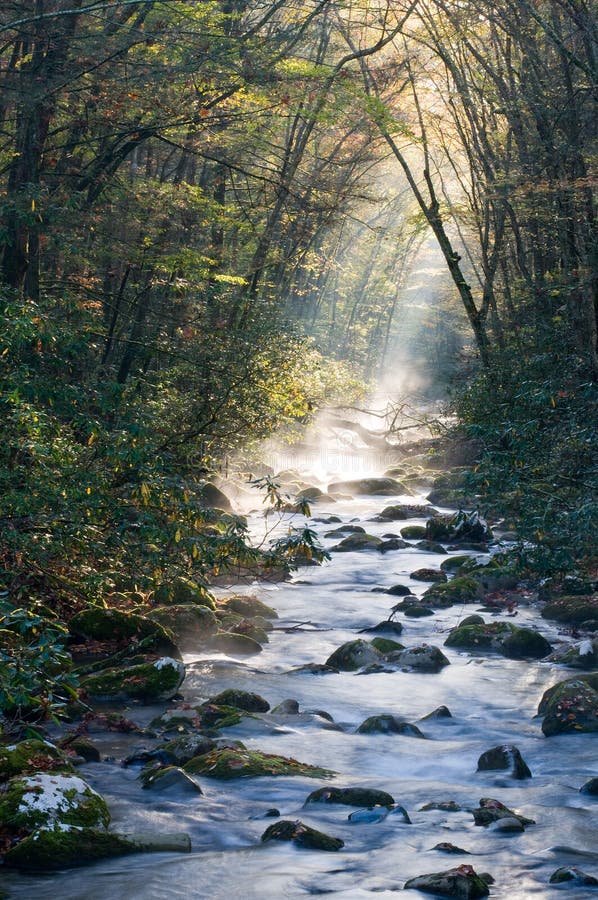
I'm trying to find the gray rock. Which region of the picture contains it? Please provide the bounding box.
[549,866,598,885]
[477,745,531,779]
[325,639,382,671]
[404,866,490,898]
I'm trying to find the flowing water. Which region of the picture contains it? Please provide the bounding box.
[3,487,598,899]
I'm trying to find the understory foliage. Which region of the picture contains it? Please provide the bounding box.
[455,328,598,574]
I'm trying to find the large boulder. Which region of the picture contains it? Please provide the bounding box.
[426,510,492,544]
[81,656,185,702]
[148,604,217,650]
[423,576,483,607]
[3,828,191,870]
[218,595,278,619]
[385,645,450,672]
[0,773,110,832]
[325,639,383,671]
[445,623,552,659]
[69,607,180,657]
[538,674,598,735]
[207,689,270,712]
[327,477,405,496]
[541,595,598,626]
[375,504,439,521]
[330,533,383,552]
[152,577,216,608]
[197,482,232,510]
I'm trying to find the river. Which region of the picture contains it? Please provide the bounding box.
[3,485,597,899]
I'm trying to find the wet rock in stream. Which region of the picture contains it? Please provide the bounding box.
[538,673,598,735]
[325,638,383,670]
[356,714,425,736]
[471,798,535,828]
[304,786,395,807]
[184,747,336,779]
[404,865,491,898]
[476,744,532,779]
[261,820,344,851]
[549,866,598,886]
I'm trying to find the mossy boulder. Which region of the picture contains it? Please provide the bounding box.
[445,622,510,651]
[157,734,217,764]
[541,595,598,625]
[386,645,450,672]
[197,482,232,510]
[81,656,185,702]
[325,639,383,671]
[403,605,435,618]
[477,745,531,779]
[2,828,191,870]
[417,540,448,553]
[261,820,343,851]
[401,525,427,539]
[330,533,383,551]
[228,618,270,644]
[304,786,395,807]
[410,569,448,583]
[376,504,439,521]
[356,715,425,737]
[0,740,74,783]
[500,627,552,659]
[140,766,203,793]
[184,748,335,779]
[218,595,278,619]
[546,639,598,668]
[57,736,101,763]
[207,689,270,712]
[0,773,110,832]
[423,576,483,606]
[361,620,405,636]
[370,637,405,654]
[445,622,551,659]
[327,477,405,496]
[426,510,492,544]
[440,555,474,573]
[207,632,263,655]
[152,577,216,608]
[404,866,490,899]
[191,703,244,730]
[69,607,180,658]
[148,604,217,650]
[538,674,598,735]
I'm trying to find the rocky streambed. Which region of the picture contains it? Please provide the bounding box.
[2,469,598,899]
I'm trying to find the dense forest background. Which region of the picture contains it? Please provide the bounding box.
[1,0,596,625]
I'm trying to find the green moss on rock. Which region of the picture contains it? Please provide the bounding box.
[207,632,263,655]
[325,639,382,671]
[148,604,217,649]
[370,637,405,654]
[81,657,185,702]
[538,674,598,736]
[0,773,110,831]
[0,740,74,783]
[541,595,598,625]
[184,748,335,779]
[423,576,482,605]
[218,595,278,619]
[152,577,216,608]
[69,607,179,657]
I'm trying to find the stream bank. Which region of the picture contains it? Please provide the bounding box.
[2,452,598,899]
